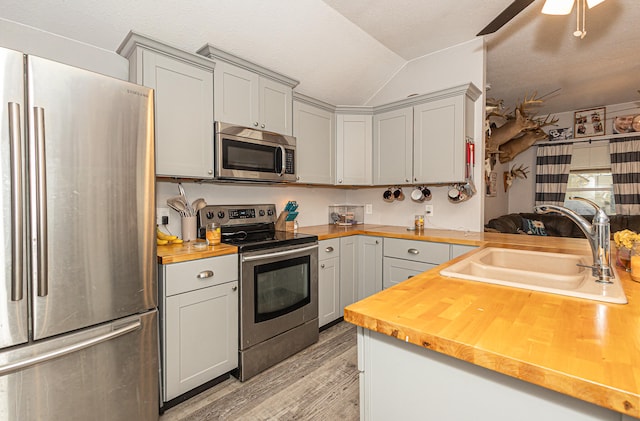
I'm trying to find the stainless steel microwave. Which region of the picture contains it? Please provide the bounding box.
[214,122,297,182]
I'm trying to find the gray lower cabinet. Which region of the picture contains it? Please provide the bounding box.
[359,236,383,299]
[159,254,238,402]
[339,235,383,312]
[318,239,341,327]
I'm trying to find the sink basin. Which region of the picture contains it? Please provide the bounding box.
[440,247,627,304]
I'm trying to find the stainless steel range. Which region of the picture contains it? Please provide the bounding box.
[198,204,318,381]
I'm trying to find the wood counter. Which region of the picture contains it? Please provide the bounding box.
[343,239,640,418]
[156,224,640,416]
[157,241,238,264]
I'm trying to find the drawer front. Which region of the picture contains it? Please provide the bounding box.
[383,257,435,289]
[164,254,238,296]
[383,238,449,264]
[319,238,341,261]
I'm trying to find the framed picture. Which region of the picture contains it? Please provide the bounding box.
[486,171,497,197]
[574,107,605,138]
[613,114,640,134]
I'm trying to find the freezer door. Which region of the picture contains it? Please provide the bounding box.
[27,56,156,340]
[0,47,29,349]
[0,310,159,421]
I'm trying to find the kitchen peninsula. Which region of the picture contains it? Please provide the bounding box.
[325,228,640,421]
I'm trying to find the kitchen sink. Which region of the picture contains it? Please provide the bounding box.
[440,247,627,304]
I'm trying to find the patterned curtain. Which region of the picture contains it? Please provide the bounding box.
[609,137,640,215]
[535,143,573,206]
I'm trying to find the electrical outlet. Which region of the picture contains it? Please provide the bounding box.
[365,204,373,214]
[157,207,170,226]
[425,204,434,216]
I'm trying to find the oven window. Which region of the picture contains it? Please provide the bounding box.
[254,255,310,323]
[223,138,277,172]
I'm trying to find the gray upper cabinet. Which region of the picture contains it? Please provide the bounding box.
[373,83,481,185]
[198,44,298,136]
[413,84,480,184]
[373,107,413,185]
[118,32,215,179]
[335,110,373,186]
[293,94,335,184]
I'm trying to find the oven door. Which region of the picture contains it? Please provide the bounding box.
[215,132,296,182]
[239,243,318,350]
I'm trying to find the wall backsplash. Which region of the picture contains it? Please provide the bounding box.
[157,181,483,238]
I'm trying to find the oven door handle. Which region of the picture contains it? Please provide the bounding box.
[241,244,318,262]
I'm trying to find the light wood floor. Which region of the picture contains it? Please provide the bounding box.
[160,321,359,421]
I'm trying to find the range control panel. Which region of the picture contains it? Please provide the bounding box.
[198,204,276,227]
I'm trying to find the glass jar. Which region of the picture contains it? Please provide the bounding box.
[205,222,221,246]
[616,245,632,271]
[630,241,640,283]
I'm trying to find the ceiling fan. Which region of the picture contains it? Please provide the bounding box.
[476,0,607,36]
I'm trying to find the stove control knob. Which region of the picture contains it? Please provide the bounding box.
[217,211,225,219]
[267,209,274,216]
[259,210,265,216]
[206,211,214,219]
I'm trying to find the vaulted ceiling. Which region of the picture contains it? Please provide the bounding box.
[2,0,638,116]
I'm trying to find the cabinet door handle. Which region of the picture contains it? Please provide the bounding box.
[375,240,380,245]
[408,248,419,255]
[261,124,265,128]
[253,122,259,127]
[196,270,214,279]
[325,246,334,253]
[232,285,238,291]
[320,264,325,269]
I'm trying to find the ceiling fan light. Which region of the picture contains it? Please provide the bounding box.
[586,0,605,8]
[541,0,575,15]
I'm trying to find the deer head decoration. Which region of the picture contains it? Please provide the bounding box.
[498,115,559,163]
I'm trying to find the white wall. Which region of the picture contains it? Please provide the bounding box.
[0,18,128,79]
[158,181,485,238]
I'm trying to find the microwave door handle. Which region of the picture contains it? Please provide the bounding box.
[277,145,285,177]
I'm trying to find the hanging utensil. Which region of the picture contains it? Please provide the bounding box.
[192,198,207,214]
[177,183,193,216]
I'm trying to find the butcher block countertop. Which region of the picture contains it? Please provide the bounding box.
[334,231,640,418]
[157,241,237,264]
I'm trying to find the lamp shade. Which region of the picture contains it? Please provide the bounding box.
[586,0,605,8]
[541,0,575,15]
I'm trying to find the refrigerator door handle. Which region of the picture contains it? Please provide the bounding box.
[32,106,48,297]
[8,102,23,301]
[0,318,141,376]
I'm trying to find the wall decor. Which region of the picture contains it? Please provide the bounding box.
[613,114,640,134]
[574,107,606,138]
[547,127,573,141]
[486,171,497,197]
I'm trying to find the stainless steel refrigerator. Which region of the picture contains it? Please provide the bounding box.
[0,46,159,420]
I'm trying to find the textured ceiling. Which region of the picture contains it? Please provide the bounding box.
[1,0,638,116]
[323,0,640,115]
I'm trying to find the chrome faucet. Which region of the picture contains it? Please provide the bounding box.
[534,197,613,283]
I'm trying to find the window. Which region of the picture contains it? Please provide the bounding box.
[564,171,615,215]
[563,142,615,215]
